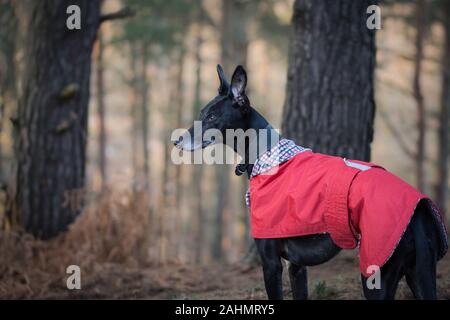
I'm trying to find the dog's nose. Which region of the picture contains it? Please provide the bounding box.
[174,136,183,146]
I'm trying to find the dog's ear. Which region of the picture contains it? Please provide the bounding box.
[217,64,229,95]
[230,65,248,108]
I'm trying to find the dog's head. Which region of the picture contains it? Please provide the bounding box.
[174,64,250,151]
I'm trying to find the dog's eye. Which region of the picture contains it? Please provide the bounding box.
[206,114,216,121]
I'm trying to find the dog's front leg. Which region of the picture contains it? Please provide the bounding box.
[255,239,283,300]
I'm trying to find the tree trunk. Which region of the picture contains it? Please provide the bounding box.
[231,0,254,254]
[212,0,248,260]
[159,126,171,263]
[15,0,100,239]
[212,0,233,262]
[174,49,185,211]
[213,0,254,261]
[128,42,139,192]
[96,30,107,192]
[170,50,186,261]
[0,0,17,183]
[413,0,427,192]
[140,43,150,189]
[282,0,377,161]
[192,11,205,264]
[437,1,450,219]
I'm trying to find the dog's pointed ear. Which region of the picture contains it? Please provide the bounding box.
[230,65,247,100]
[217,64,229,95]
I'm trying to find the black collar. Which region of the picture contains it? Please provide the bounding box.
[235,124,280,179]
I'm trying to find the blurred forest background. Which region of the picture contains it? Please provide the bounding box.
[0,0,449,299]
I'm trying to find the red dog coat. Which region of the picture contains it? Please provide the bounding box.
[249,150,448,276]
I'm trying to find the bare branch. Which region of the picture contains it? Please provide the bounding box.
[100,7,135,23]
[378,109,416,160]
[378,76,412,96]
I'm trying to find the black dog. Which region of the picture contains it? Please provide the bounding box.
[174,64,447,300]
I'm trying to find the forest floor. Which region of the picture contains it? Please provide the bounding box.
[1,193,449,300]
[33,249,450,300]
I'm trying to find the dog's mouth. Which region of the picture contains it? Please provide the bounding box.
[201,139,213,148]
[174,135,215,151]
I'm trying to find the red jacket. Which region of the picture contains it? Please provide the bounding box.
[249,150,447,276]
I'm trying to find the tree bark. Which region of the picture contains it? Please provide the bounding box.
[282,0,377,162]
[96,30,107,192]
[15,0,100,239]
[436,1,450,219]
[0,0,17,183]
[413,0,427,192]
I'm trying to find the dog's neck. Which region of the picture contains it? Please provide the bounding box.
[232,107,280,178]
